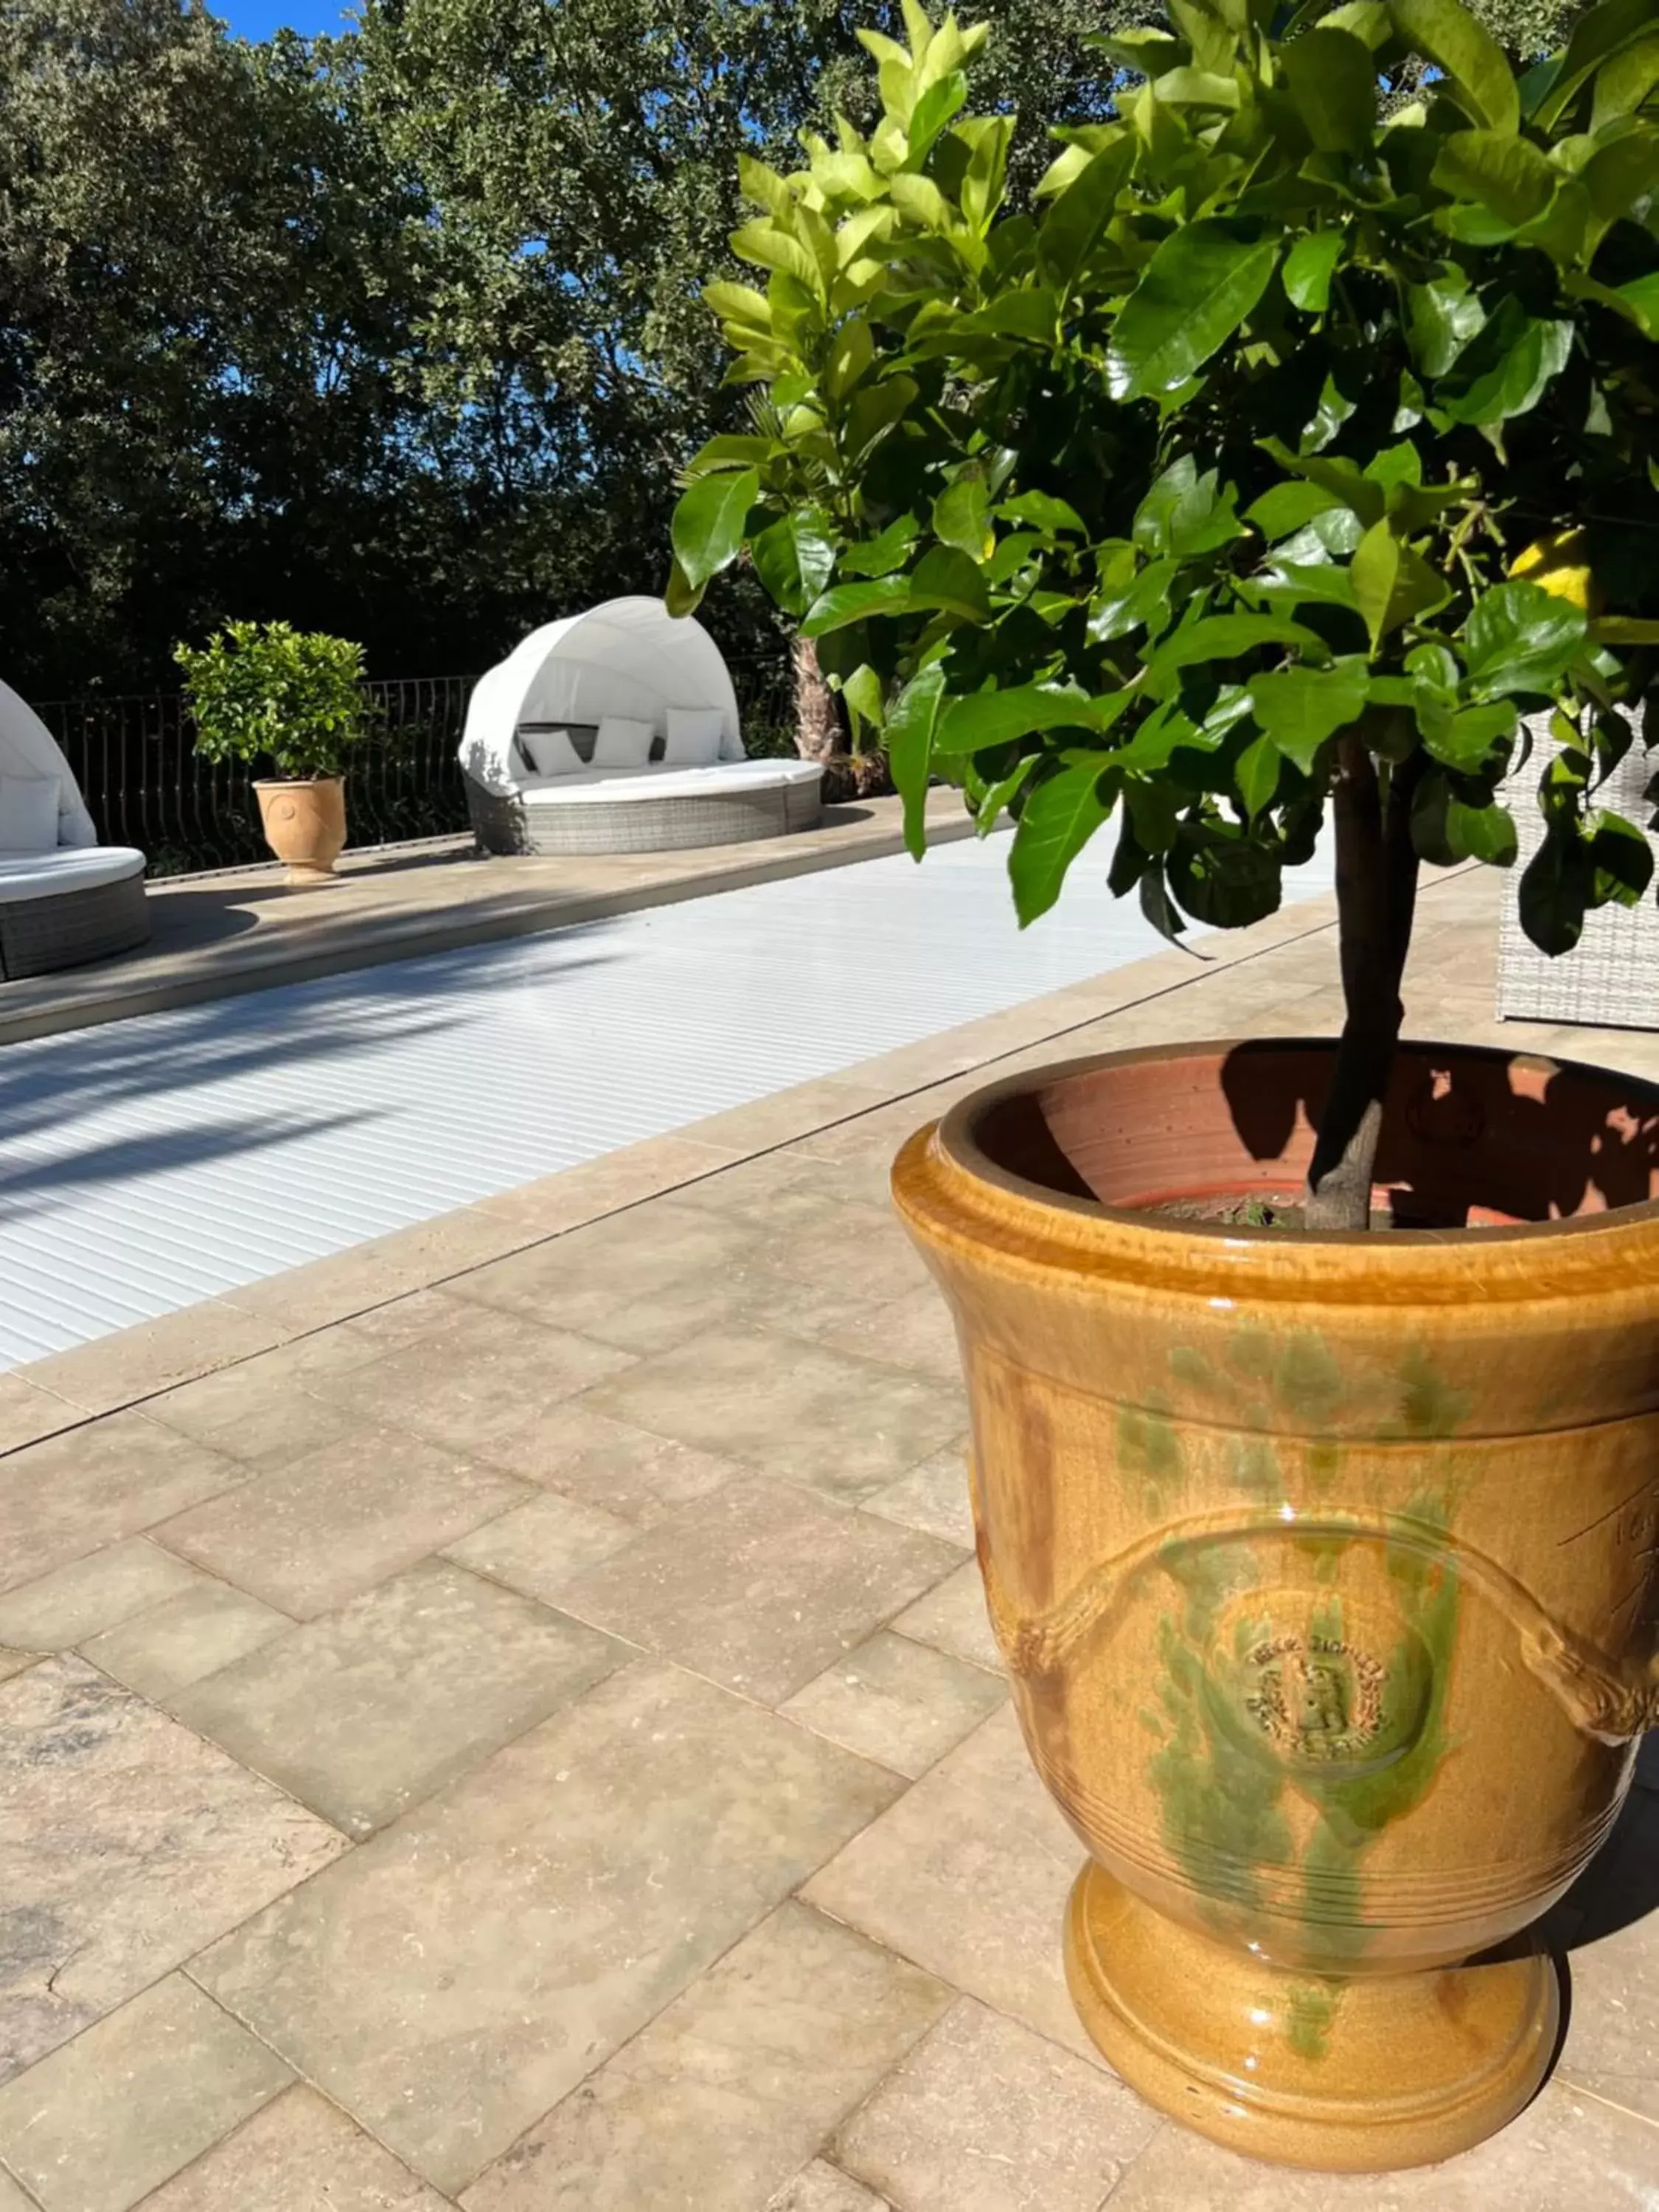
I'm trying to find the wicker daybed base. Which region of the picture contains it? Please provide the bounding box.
[466,770,824,858]
[0,869,150,981]
[1497,714,1659,1030]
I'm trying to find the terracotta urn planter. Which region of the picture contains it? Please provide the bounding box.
[893,1037,1659,2173]
[254,776,347,884]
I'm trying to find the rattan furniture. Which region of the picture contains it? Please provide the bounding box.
[1497,714,1658,1030]
[0,850,150,979]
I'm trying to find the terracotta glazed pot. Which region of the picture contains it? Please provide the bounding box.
[254,776,347,884]
[893,1038,1659,2173]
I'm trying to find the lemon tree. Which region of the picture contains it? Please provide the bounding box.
[669,0,1659,1227]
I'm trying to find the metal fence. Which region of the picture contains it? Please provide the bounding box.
[35,654,796,877]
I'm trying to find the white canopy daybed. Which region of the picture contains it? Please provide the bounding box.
[0,681,148,978]
[458,598,821,855]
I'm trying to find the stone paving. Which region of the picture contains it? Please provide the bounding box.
[1,865,1658,2208]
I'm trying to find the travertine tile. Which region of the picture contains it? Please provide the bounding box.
[0,1413,247,1597]
[782,1630,1006,1778]
[804,1705,1094,2064]
[196,1661,902,2194]
[579,1254,871,1360]
[835,1998,1157,2212]
[891,1560,1003,1674]
[83,1582,291,1701]
[523,1408,740,1523]
[0,1652,35,1686]
[768,2163,891,2212]
[825,1286,962,1381]
[748,1191,933,1304]
[450,1199,760,1332]
[468,1135,746,1233]
[0,1539,204,1652]
[0,1375,80,1457]
[0,1976,291,2212]
[0,1658,344,2082]
[577,1326,965,1501]
[23,1303,286,1417]
[153,1425,526,1617]
[443,1491,636,1601]
[462,1902,950,2211]
[145,1346,352,1467]
[174,1558,624,1836]
[310,1303,636,1480]
[0,2166,32,2211]
[557,1475,961,1705]
[862,1441,975,1549]
[667,1149,811,1217]
[141,2084,449,2211]
[1104,2079,1659,2206]
[1550,1784,1659,2122]
[0,1425,250,1601]
[222,1208,532,1332]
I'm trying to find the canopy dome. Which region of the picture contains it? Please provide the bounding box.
[0,679,97,846]
[460,599,743,797]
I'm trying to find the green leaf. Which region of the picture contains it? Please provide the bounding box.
[799,577,911,636]
[1000,490,1088,537]
[906,72,968,167]
[730,221,824,297]
[1144,613,1326,678]
[664,557,702,620]
[1450,796,1518,866]
[1236,732,1283,815]
[1349,521,1450,651]
[841,516,920,577]
[1249,662,1370,769]
[1246,481,1343,540]
[1088,561,1178,644]
[1281,29,1377,152]
[1037,139,1133,296]
[1434,301,1573,425]
[669,468,759,592]
[1388,0,1520,134]
[935,684,1116,754]
[1432,130,1558,226]
[750,509,835,617]
[1406,273,1486,378]
[975,754,1040,835]
[909,545,992,623]
[1138,865,1189,943]
[1520,819,1593,953]
[1257,439,1387,527]
[1106,221,1281,402]
[1416,696,1517,770]
[1588,808,1655,905]
[1169,827,1282,928]
[1282,232,1346,314]
[702,283,775,333]
[845,377,919,459]
[1008,760,1113,925]
[1593,32,1659,131]
[932,466,993,560]
[886,663,946,860]
[1538,0,1658,130]
[1463,579,1588,695]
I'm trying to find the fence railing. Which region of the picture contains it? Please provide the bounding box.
[35,655,796,877]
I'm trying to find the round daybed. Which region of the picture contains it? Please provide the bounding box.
[459,598,823,857]
[0,680,149,979]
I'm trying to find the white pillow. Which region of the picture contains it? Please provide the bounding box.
[520,726,584,778]
[0,776,61,855]
[664,707,724,767]
[592,715,655,768]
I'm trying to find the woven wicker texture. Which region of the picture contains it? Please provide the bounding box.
[1497,714,1659,1031]
[0,870,150,980]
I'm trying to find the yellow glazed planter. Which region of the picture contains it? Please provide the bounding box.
[893,1038,1659,2173]
[254,776,347,884]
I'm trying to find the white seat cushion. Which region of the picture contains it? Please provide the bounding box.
[515,759,821,807]
[0,846,145,904]
[520,727,585,778]
[0,775,62,855]
[592,715,656,769]
[664,707,724,767]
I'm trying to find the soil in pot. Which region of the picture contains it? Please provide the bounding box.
[894,1037,1659,2173]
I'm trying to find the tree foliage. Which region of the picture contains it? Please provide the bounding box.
[671,0,1659,1222]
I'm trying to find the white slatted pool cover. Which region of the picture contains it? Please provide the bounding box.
[0,833,1336,1369]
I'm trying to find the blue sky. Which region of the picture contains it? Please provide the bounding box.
[217,0,358,40]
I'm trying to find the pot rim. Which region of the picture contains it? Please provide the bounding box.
[253,775,346,789]
[902,1036,1659,1306]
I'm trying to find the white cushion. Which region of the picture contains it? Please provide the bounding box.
[520,726,584,777]
[664,707,724,767]
[518,759,822,807]
[0,775,61,855]
[0,846,145,902]
[592,714,655,768]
